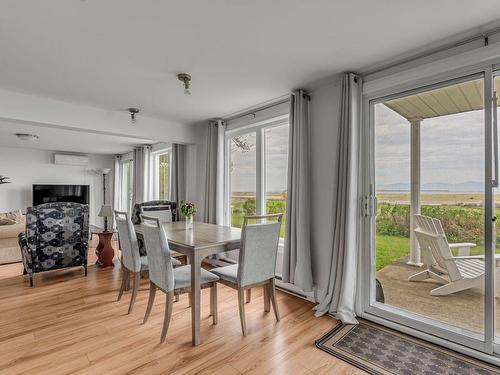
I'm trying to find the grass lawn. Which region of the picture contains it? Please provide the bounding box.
[375,235,499,271]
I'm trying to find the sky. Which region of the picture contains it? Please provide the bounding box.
[230,124,288,193]
[375,103,485,191]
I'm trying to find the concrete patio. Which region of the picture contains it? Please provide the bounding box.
[376,256,500,337]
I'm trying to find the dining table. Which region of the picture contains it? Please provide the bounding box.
[135,221,241,346]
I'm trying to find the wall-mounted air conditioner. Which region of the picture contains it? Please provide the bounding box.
[54,153,89,166]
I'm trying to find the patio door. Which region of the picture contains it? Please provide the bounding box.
[364,69,499,357]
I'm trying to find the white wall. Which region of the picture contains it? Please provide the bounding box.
[0,146,114,226]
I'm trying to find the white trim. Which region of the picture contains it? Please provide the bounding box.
[363,41,500,96]
[150,147,172,201]
[225,99,289,131]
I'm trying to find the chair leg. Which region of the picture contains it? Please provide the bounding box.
[117,268,128,302]
[246,288,251,303]
[269,279,280,322]
[160,291,174,343]
[29,272,33,288]
[84,264,88,277]
[210,282,218,325]
[143,282,157,323]
[128,272,141,314]
[188,292,192,307]
[238,288,247,336]
[125,269,131,291]
[263,283,270,312]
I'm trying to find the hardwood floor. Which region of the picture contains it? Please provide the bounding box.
[0,240,365,375]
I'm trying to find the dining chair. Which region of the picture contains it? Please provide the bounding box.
[114,211,182,314]
[114,210,146,314]
[211,213,283,336]
[140,204,173,223]
[137,203,186,265]
[140,215,220,343]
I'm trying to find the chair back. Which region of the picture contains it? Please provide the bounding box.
[238,214,283,287]
[140,215,175,292]
[132,201,177,224]
[25,202,89,271]
[140,205,173,223]
[413,228,462,281]
[414,214,443,269]
[114,211,141,272]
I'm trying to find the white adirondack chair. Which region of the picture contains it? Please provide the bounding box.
[410,214,497,296]
[408,215,476,284]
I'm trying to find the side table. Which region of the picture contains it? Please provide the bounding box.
[90,225,116,267]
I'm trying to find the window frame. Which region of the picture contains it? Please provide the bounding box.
[151,147,172,201]
[119,158,134,214]
[224,115,290,245]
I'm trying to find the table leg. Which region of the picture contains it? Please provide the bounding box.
[190,253,201,346]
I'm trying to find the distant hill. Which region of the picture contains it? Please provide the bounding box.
[378,181,483,192]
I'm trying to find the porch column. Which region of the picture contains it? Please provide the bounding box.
[408,118,423,267]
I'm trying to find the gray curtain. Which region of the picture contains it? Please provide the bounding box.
[113,155,121,211]
[282,90,314,293]
[133,145,151,204]
[203,120,225,224]
[171,143,186,205]
[314,73,361,324]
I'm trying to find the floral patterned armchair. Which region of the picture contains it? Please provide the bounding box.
[18,202,89,287]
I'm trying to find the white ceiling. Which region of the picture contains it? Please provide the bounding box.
[0,119,153,154]
[1,1,500,125]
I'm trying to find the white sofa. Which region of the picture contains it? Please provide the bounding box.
[0,216,24,264]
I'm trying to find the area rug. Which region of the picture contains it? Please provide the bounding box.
[315,319,500,375]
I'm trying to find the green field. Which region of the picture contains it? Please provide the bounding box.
[230,193,500,271]
[230,197,286,238]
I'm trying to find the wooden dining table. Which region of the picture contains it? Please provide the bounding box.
[135,221,241,346]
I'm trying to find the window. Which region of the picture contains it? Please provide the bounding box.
[120,159,134,214]
[226,119,289,240]
[152,149,171,200]
[265,124,288,238]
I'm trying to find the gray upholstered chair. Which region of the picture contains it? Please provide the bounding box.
[114,210,147,314]
[140,215,219,343]
[211,214,283,336]
[140,204,173,223]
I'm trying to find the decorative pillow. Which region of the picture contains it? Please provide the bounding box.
[0,209,23,224]
[0,217,16,225]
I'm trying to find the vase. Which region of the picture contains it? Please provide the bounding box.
[185,215,193,230]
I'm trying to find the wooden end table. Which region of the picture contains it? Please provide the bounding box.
[91,225,116,267]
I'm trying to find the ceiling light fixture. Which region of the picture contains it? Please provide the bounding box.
[128,107,140,124]
[16,133,39,141]
[177,73,192,95]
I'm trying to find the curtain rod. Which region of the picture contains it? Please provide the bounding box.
[364,25,500,76]
[221,95,291,123]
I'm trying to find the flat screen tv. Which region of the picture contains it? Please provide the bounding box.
[33,184,90,206]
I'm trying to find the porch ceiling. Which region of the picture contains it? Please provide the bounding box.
[384,78,487,121]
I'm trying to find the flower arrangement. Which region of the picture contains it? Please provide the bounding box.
[180,200,197,218]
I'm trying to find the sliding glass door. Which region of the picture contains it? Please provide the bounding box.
[364,68,499,356]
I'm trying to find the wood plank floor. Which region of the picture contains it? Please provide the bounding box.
[0,243,365,375]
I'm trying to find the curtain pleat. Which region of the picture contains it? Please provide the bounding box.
[133,145,152,205]
[203,120,225,224]
[282,90,314,293]
[171,143,186,205]
[313,73,361,324]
